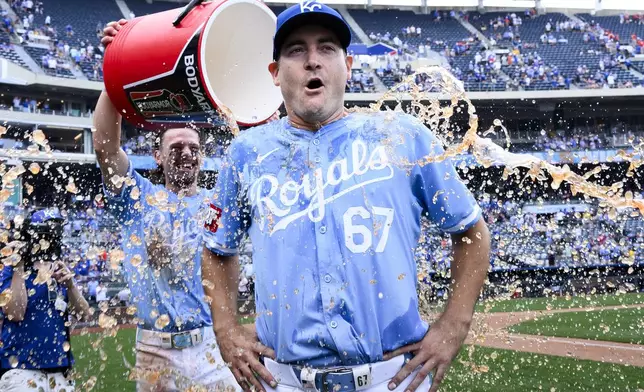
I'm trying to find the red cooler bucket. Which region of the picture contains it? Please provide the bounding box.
[103,0,282,130]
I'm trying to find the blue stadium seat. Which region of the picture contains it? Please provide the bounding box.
[351,9,470,48]
[127,0,178,17]
[576,14,644,42]
[38,0,122,47]
[23,45,75,78]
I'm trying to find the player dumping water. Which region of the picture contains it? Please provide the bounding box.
[201,2,491,392]
[94,22,243,391]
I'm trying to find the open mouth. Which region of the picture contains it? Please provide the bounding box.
[306,78,324,91]
[177,162,196,170]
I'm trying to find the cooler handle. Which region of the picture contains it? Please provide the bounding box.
[173,0,205,27]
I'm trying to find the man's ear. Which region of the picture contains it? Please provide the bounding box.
[268,61,280,87]
[153,149,162,167]
[345,55,353,81]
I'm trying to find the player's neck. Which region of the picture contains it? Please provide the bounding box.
[288,108,347,131]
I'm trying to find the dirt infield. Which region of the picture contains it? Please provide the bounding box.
[467,304,644,367]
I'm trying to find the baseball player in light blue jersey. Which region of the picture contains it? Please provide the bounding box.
[94,24,242,389]
[201,2,491,392]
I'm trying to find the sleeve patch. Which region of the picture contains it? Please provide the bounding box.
[204,204,223,233]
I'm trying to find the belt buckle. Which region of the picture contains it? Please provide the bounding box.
[171,331,193,349]
[318,367,352,392]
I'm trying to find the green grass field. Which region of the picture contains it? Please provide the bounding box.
[71,327,644,392]
[475,292,644,313]
[68,294,644,391]
[72,328,137,391]
[442,346,644,392]
[508,307,644,344]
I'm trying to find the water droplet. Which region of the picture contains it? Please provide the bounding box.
[155,314,170,329]
[130,186,140,200]
[98,313,117,329]
[32,129,46,144]
[131,254,143,267]
[28,162,40,175]
[9,355,19,368]
[0,246,12,257]
[63,341,71,352]
[65,180,78,194]
[378,292,383,299]
[126,305,137,316]
[202,279,214,290]
[0,289,12,306]
[84,376,97,390]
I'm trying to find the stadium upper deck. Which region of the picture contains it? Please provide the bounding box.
[1,0,643,93]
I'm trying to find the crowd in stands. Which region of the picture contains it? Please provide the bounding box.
[507,126,643,152]
[527,132,607,151]
[346,69,376,93]
[0,3,642,92]
[5,0,107,80]
[0,95,88,117]
[417,199,644,273]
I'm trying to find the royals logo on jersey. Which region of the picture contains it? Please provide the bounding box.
[249,138,394,235]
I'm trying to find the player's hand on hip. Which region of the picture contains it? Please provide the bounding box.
[217,324,277,392]
[101,19,128,46]
[384,316,470,392]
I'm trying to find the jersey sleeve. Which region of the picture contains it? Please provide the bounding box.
[203,143,251,256]
[103,161,154,222]
[405,116,482,234]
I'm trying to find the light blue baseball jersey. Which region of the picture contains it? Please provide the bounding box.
[105,163,213,332]
[203,112,481,366]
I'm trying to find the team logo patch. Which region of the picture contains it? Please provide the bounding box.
[204,204,223,233]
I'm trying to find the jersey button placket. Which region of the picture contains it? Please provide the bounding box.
[312,135,339,351]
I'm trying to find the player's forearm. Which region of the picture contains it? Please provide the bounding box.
[93,91,130,192]
[201,249,240,333]
[3,266,28,322]
[65,280,91,321]
[443,218,490,325]
[93,91,123,156]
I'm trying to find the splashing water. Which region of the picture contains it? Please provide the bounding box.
[359,66,644,215]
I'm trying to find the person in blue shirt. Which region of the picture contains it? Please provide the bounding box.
[93,26,241,389]
[0,208,91,391]
[201,3,491,392]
